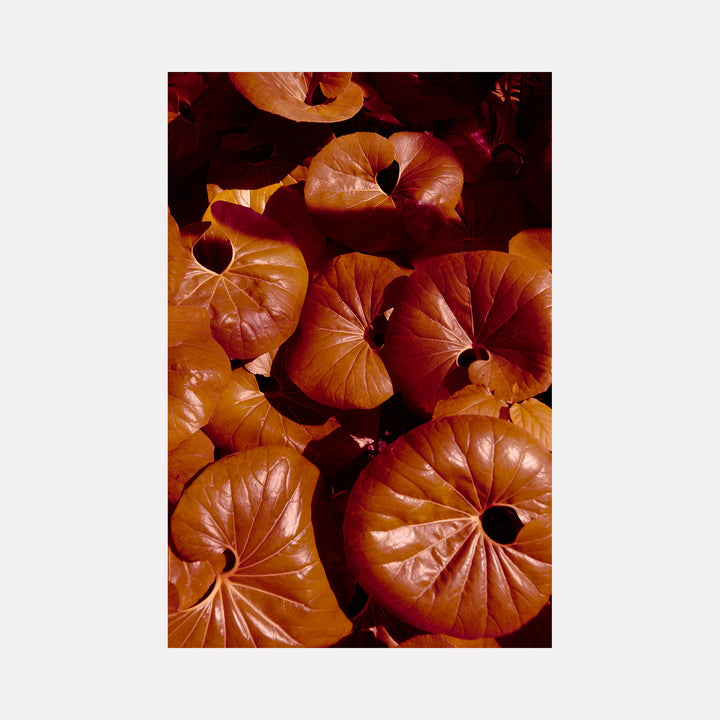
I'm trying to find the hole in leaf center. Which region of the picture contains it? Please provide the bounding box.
[222,549,236,573]
[178,99,195,123]
[254,374,281,394]
[240,143,275,164]
[476,346,490,361]
[366,314,388,350]
[481,505,524,544]
[376,160,400,195]
[192,234,233,274]
[457,349,476,367]
[307,84,331,106]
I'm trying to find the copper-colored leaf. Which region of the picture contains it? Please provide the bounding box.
[343,415,552,639]
[509,398,552,451]
[383,250,552,414]
[432,384,507,420]
[229,72,364,123]
[204,364,377,476]
[171,201,308,360]
[169,447,352,647]
[168,429,215,505]
[398,634,500,648]
[286,252,409,409]
[304,131,463,253]
[202,184,283,219]
[168,306,231,451]
[508,228,552,271]
[168,545,216,612]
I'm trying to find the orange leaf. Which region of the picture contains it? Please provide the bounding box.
[169,447,352,647]
[509,398,552,451]
[168,306,231,451]
[229,72,364,123]
[170,202,308,360]
[508,228,552,271]
[343,415,552,639]
[432,384,507,419]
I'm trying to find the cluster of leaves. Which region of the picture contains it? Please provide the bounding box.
[168,72,552,648]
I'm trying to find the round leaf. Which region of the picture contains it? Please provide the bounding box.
[168,306,231,451]
[229,72,364,123]
[286,252,409,409]
[343,415,552,639]
[383,250,552,414]
[171,201,309,360]
[170,447,352,647]
[304,131,463,253]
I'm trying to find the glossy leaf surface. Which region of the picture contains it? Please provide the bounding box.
[509,398,552,451]
[343,415,552,638]
[432,384,507,420]
[168,545,216,612]
[168,306,231,451]
[171,201,308,360]
[304,131,463,253]
[170,447,352,647]
[168,429,215,505]
[204,364,377,475]
[508,228,552,271]
[383,250,552,414]
[229,72,364,123]
[286,252,409,409]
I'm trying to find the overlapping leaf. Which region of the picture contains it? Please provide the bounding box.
[383,250,552,414]
[204,362,378,476]
[343,415,552,638]
[508,228,552,270]
[432,384,507,420]
[169,446,352,647]
[286,252,409,409]
[170,201,309,360]
[229,72,364,123]
[168,429,215,505]
[168,306,231,451]
[304,131,463,253]
[509,398,552,451]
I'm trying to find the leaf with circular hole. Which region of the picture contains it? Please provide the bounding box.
[509,228,552,271]
[168,429,215,505]
[286,252,410,409]
[432,384,507,420]
[343,415,551,639]
[168,306,231,452]
[204,363,378,476]
[169,446,352,647]
[171,201,308,360]
[383,250,551,415]
[304,131,463,253]
[229,72,364,123]
[509,398,552,451]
